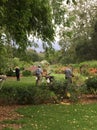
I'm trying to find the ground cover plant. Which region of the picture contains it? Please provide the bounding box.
[1,103,97,130]
[0,71,92,105]
[0,76,58,105]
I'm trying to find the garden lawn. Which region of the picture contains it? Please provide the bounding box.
[1,103,97,130]
[7,74,64,83]
[2,74,65,88]
[3,76,36,87]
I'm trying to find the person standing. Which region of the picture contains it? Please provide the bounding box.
[15,66,20,81]
[64,66,74,97]
[35,65,43,85]
[64,67,74,84]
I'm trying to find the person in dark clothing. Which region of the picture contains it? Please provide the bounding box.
[45,73,54,85]
[15,67,20,81]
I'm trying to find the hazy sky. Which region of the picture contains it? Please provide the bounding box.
[32,41,61,52]
[28,35,61,52]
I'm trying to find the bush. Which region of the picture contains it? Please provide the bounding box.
[0,85,57,105]
[6,69,15,76]
[85,76,97,94]
[41,80,81,102]
[50,80,67,100]
[67,83,83,102]
[22,70,32,76]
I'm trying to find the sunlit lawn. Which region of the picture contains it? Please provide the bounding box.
[1,103,97,130]
[3,74,65,87]
[2,76,36,88]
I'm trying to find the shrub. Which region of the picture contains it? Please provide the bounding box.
[43,80,81,102]
[0,85,57,105]
[85,76,97,94]
[67,83,83,102]
[50,80,67,100]
[6,69,15,76]
[22,70,32,76]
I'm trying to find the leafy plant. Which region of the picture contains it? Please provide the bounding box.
[85,76,97,94]
[22,70,32,76]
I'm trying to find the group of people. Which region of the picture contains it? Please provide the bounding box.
[15,65,74,87]
[35,65,54,86]
[35,65,74,86]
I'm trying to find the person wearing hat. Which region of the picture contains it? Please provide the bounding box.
[15,66,20,81]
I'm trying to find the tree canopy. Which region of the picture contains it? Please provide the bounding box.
[1,0,97,73]
[0,0,55,49]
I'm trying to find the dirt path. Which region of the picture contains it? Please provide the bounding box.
[79,94,97,104]
[0,105,23,130]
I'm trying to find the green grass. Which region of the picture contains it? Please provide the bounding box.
[2,74,65,88]
[1,103,97,130]
[2,76,36,88]
[52,73,65,80]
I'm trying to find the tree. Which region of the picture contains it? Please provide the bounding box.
[73,0,97,61]
[57,0,97,63]
[90,18,97,59]
[24,49,42,62]
[0,0,77,50]
[0,0,55,50]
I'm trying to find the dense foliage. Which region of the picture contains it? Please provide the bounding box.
[0,0,97,76]
[0,0,55,49]
[85,76,97,94]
